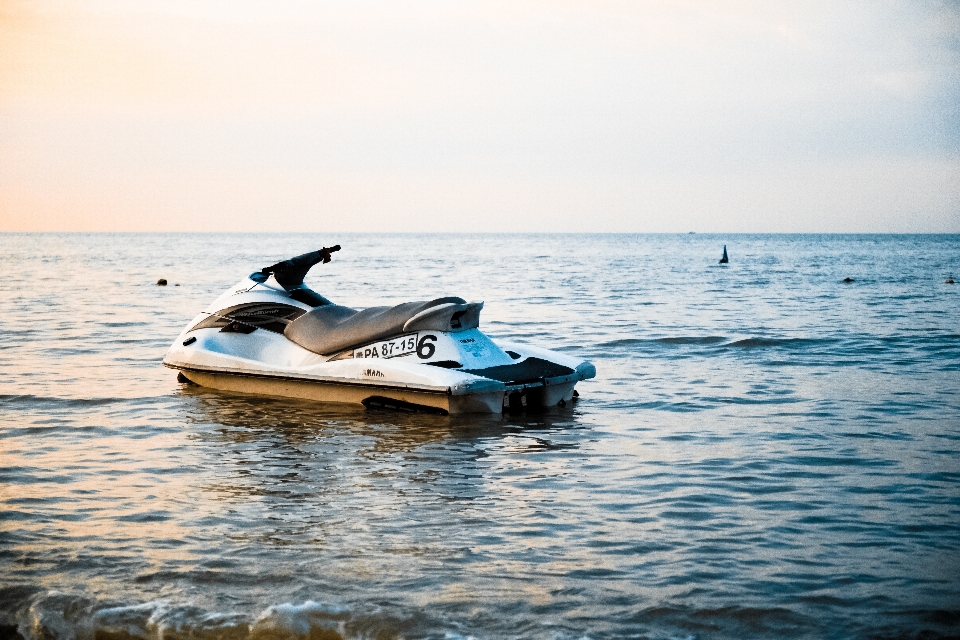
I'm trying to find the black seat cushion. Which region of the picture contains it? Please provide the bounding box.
[285,297,466,355]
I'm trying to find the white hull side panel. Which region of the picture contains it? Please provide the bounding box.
[176,368,505,414]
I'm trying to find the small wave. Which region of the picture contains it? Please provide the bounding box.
[628,604,814,636]
[91,601,251,640]
[251,601,349,640]
[725,337,835,349]
[598,336,727,348]
[656,336,728,345]
[598,338,647,348]
[0,395,145,409]
[5,594,410,640]
[727,338,785,348]
[597,336,842,351]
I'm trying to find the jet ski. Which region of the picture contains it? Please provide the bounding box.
[163,246,596,414]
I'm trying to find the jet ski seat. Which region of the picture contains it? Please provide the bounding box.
[284,296,483,355]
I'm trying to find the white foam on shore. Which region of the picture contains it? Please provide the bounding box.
[251,600,349,639]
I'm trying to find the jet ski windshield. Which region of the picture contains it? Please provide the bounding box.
[260,245,341,290]
[253,246,340,307]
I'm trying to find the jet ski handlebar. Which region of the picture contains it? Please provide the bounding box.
[260,245,341,290]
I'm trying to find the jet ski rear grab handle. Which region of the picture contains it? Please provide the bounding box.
[163,245,596,414]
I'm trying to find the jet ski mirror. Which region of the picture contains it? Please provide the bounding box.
[260,245,341,290]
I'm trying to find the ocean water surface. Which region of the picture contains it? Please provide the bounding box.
[1,233,959,640]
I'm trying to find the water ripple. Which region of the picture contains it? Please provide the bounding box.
[1,233,959,639]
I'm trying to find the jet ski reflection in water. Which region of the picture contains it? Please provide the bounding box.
[163,247,596,415]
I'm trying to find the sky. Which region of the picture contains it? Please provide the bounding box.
[1,0,958,233]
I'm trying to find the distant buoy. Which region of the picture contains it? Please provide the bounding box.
[843,277,854,283]
[719,245,729,264]
[157,278,167,286]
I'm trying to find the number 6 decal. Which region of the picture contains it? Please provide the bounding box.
[416,334,436,359]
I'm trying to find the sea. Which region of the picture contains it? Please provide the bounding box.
[1,233,959,640]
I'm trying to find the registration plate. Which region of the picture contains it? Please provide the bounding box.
[354,334,418,359]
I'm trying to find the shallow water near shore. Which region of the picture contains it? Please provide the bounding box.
[2,233,959,640]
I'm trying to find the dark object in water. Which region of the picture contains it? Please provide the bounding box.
[843,277,855,283]
[719,245,729,264]
[947,278,955,284]
[157,278,167,286]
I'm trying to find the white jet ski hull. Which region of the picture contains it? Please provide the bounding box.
[172,368,526,414]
